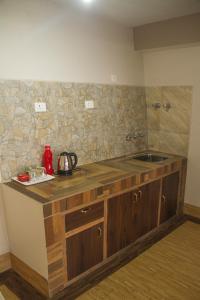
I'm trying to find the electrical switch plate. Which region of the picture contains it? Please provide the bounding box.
[35,102,47,112]
[85,100,94,109]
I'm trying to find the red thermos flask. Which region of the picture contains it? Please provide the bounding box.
[43,144,54,175]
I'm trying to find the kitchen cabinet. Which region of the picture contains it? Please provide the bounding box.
[3,152,186,298]
[65,202,104,232]
[160,172,179,224]
[66,223,104,280]
[136,179,160,236]
[107,190,135,257]
[107,180,160,257]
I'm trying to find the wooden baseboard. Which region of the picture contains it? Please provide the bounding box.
[0,252,11,273]
[10,254,49,297]
[184,203,200,219]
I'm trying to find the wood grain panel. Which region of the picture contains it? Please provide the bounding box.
[184,203,200,219]
[102,175,137,196]
[160,172,179,224]
[65,202,104,232]
[66,223,104,280]
[136,179,160,236]
[47,242,67,296]
[103,200,108,259]
[140,170,156,183]
[0,284,20,300]
[43,203,52,218]
[44,214,65,247]
[10,254,49,297]
[0,253,11,273]
[107,180,160,257]
[178,158,187,215]
[6,151,185,209]
[59,188,106,212]
[65,218,104,239]
[107,190,137,256]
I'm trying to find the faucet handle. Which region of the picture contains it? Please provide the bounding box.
[152,102,161,109]
[163,103,172,111]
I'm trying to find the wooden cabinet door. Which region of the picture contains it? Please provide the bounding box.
[66,223,103,280]
[107,191,136,257]
[135,179,160,238]
[107,180,161,257]
[160,172,179,224]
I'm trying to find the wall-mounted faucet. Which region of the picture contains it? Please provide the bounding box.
[152,102,161,110]
[151,102,172,112]
[163,103,172,112]
[126,130,145,142]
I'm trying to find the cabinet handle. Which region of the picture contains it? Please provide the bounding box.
[138,190,142,199]
[133,192,138,203]
[81,208,91,214]
[98,226,102,237]
[162,195,166,203]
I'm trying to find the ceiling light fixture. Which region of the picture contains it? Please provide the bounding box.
[82,0,93,4]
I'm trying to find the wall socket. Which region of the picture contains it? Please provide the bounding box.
[85,100,94,109]
[35,102,47,112]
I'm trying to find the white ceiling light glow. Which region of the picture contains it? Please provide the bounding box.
[82,0,94,4]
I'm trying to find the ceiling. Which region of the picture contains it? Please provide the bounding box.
[64,0,200,27]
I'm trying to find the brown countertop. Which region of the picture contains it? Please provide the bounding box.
[5,150,185,205]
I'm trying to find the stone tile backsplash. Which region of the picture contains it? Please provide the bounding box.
[0,80,147,181]
[0,80,193,181]
[146,86,192,156]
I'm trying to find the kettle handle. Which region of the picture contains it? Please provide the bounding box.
[69,153,78,169]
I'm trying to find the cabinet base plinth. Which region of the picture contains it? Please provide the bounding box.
[10,254,49,298]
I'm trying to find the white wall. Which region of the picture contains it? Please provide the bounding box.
[143,44,200,208]
[0,0,144,255]
[0,0,144,85]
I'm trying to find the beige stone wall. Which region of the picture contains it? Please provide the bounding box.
[146,86,193,156]
[0,80,147,181]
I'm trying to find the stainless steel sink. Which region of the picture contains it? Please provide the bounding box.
[133,153,168,163]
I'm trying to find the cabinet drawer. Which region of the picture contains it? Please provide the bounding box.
[65,201,104,232]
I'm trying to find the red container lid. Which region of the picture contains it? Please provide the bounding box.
[17,172,30,182]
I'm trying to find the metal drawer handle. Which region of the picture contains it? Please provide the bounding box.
[162,195,166,203]
[98,226,102,237]
[133,193,138,203]
[138,190,142,199]
[81,208,91,214]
